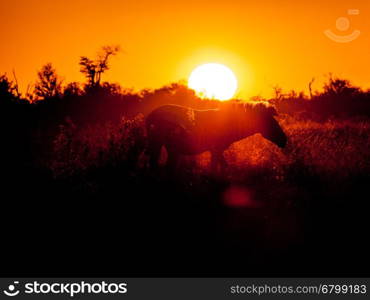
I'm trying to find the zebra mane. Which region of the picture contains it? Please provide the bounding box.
[219,100,277,116]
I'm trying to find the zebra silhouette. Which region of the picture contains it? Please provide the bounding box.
[146,102,287,171]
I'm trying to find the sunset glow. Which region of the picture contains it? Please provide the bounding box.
[188,63,238,100]
[1,1,369,98]
[1,0,370,280]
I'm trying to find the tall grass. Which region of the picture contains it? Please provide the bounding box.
[46,114,370,252]
[49,114,370,203]
[50,115,370,179]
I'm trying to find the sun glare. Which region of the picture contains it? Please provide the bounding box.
[188,63,238,101]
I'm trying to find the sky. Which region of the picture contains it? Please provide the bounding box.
[0,0,369,98]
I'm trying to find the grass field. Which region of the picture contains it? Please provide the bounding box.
[41,115,369,274]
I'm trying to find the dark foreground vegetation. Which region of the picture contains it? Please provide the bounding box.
[1,48,369,276]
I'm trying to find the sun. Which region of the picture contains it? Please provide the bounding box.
[188,63,238,101]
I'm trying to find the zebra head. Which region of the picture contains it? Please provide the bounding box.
[257,106,287,148]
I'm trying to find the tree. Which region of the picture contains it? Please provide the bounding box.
[272,85,284,100]
[308,77,315,99]
[0,74,17,101]
[64,82,83,97]
[34,63,62,99]
[323,75,359,97]
[79,45,120,88]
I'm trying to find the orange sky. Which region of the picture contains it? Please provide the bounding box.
[1,0,369,98]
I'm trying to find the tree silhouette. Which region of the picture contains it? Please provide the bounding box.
[0,74,18,101]
[308,77,315,99]
[79,45,120,89]
[34,63,62,99]
[64,82,83,97]
[323,75,359,97]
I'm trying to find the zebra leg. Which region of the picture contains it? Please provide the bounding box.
[211,150,227,173]
[147,142,162,169]
[166,148,180,173]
